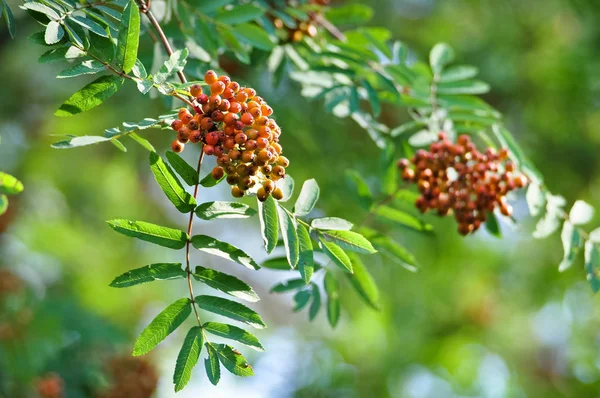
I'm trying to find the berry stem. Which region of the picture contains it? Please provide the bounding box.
[138,3,188,85]
[185,148,205,329]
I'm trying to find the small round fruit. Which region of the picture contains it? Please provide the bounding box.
[171,119,183,131]
[205,131,219,146]
[190,84,202,97]
[241,112,254,126]
[212,166,224,180]
[257,187,269,202]
[272,188,284,200]
[277,156,290,168]
[231,186,244,198]
[211,81,226,95]
[263,179,275,194]
[204,70,218,84]
[171,140,184,153]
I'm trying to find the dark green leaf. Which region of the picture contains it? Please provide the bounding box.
[346,253,380,310]
[214,344,254,377]
[205,343,221,385]
[68,15,108,37]
[191,235,259,270]
[293,290,312,311]
[558,221,582,272]
[278,206,299,268]
[116,0,140,73]
[361,79,381,117]
[203,322,264,351]
[325,3,373,25]
[165,151,199,185]
[174,327,203,392]
[297,224,314,283]
[107,219,188,249]
[149,151,196,213]
[233,23,275,51]
[110,263,186,287]
[199,171,225,187]
[258,196,278,254]
[270,278,305,293]
[55,75,123,116]
[261,257,291,270]
[195,201,256,220]
[216,4,263,24]
[193,266,259,302]
[294,179,319,217]
[585,240,600,293]
[132,298,191,356]
[319,238,353,273]
[324,271,340,328]
[485,211,501,238]
[129,133,155,152]
[195,295,265,328]
[308,283,321,321]
[21,2,59,20]
[2,0,15,38]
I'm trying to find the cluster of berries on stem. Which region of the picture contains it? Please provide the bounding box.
[270,0,329,42]
[170,70,289,201]
[397,132,528,235]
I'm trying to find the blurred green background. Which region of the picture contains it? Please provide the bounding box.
[2,0,600,397]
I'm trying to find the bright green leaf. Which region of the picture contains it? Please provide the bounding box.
[258,196,279,254]
[0,172,24,195]
[319,238,353,273]
[324,271,340,328]
[149,151,196,213]
[311,217,353,231]
[191,235,259,270]
[55,75,124,116]
[195,295,265,329]
[205,343,221,385]
[173,326,203,392]
[195,201,256,220]
[165,151,199,185]
[193,266,259,302]
[110,263,186,288]
[107,219,188,249]
[297,224,314,283]
[116,0,140,73]
[203,322,264,351]
[346,253,380,310]
[214,344,254,377]
[321,230,376,254]
[294,179,319,217]
[277,206,299,268]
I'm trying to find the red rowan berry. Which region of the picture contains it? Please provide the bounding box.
[171,119,183,131]
[190,130,202,143]
[272,165,285,178]
[257,187,269,202]
[190,84,202,97]
[211,81,225,95]
[203,145,215,155]
[229,81,240,93]
[261,104,273,116]
[204,70,218,84]
[241,112,254,126]
[231,186,244,198]
[211,110,225,123]
[206,131,219,146]
[200,117,214,131]
[229,149,241,160]
[212,166,224,180]
[224,113,239,126]
[236,91,249,103]
[218,75,231,86]
[197,93,209,105]
[242,150,255,163]
[209,95,222,107]
[227,174,239,185]
[263,179,275,194]
[222,88,234,100]
[224,138,236,150]
[219,99,231,112]
[235,132,247,145]
[171,140,184,153]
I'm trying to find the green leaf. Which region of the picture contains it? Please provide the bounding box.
[21,2,59,20]
[216,4,263,24]
[361,79,381,117]
[51,135,115,149]
[116,0,140,73]
[258,196,279,254]
[110,263,186,288]
[533,194,566,239]
[173,327,203,392]
[214,344,254,377]
[297,224,314,283]
[311,217,353,231]
[107,219,188,249]
[2,0,15,38]
[270,278,305,293]
[132,298,191,356]
[324,271,340,328]
[346,253,380,310]
[68,15,108,37]
[569,200,595,226]
[294,179,319,217]
[154,49,188,84]
[585,240,600,293]
[429,43,454,74]
[199,172,225,187]
[132,58,147,78]
[319,238,353,273]
[0,194,7,216]
[203,322,264,352]
[191,235,259,270]
[345,170,373,209]
[149,151,196,213]
[261,257,291,270]
[193,266,259,302]
[57,60,106,78]
[278,206,299,268]
[233,23,275,51]
[485,211,501,238]
[0,172,24,195]
[437,80,490,95]
[308,283,321,321]
[165,151,199,185]
[325,3,373,25]
[88,33,115,62]
[293,290,312,311]
[440,65,478,83]
[45,21,64,44]
[361,228,418,272]
[55,75,124,117]
[63,23,84,48]
[321,230,376,254]
[375,206,432,232]
[129,133,155,152]
[38,46,69,63]
[195,201,256,220]
[205,343,221,385]
[195,295,265,329]
[558,221,582,272]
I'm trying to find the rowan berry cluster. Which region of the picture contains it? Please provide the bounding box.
[170,70,289,201]
[270,0,328,42]
[397,133,528,235]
